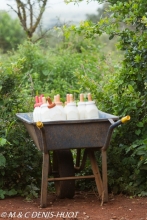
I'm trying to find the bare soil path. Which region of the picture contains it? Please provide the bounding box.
[0,192,147,220]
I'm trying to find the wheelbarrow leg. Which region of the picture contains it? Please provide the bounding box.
[101,150,108,202]
[88,151,104,201]
[40,152,49,208]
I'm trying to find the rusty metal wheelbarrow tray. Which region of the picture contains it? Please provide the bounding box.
[16,111,120,152]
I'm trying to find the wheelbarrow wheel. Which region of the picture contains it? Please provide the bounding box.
[53,150,75,199]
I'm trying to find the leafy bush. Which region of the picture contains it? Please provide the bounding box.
[66,0,147,196]
[7,38,106,100]
[0,58,42,199]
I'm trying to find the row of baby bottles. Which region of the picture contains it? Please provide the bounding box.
[33,94,66,122]
[66,93,99,120]
[33,93,99,122]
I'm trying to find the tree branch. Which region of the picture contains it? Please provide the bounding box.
[27,0,33,31]
[8,0,48,39]
[15,0,27,32]
[31,0,48,34]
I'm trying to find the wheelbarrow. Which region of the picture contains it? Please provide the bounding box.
[16,111,130,208]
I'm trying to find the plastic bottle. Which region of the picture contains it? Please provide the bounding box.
[54,94,66,120]
[85,93,99,119]
[77,93,86,120]
[40,97,51,122]
[64,94,70,114]
[47,97,64,121]
[66,94,79,120]
[33,96,41,122]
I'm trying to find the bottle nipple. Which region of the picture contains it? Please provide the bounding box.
[38,95,44,106]
[47,97,56,108]
[65,94,70,105]
[42,97,46,104]
[80,93,84,102]
[54,95,57,103]
[34,96,40,107]
[35,96,39,103]
[56,94,62,105]
[69,94,74,102]
[87,93,92,101]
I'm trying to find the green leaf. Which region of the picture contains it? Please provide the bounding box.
[135,129,141,136]
[128,84,134,92]
[0,154,6,167]
[0,190,6,199]
[0,138,7,146]
[109,34,114,40]
[6,189,17,196]
[137,122,143,127]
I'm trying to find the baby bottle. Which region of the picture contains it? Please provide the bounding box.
[47,97,64,121]
[33,96,41,122]
[85,93,99,119]
[40,97,51,122]
[64,94,70,114]
[54,94,66,120]
[66,94,79,120]
[77,93,86,120]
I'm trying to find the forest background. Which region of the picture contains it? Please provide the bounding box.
[0,0,147,200]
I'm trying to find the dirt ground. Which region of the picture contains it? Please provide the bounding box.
[0,192,147,220]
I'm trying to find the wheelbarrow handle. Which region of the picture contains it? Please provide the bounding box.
[102,115,130,151]
[121,115,130,124]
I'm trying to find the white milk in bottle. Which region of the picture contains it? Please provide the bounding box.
[64,94,70,114]
[66,94,79,120]
[77,93,86,120]
[85,93,99,119]
[47,97,63,121]
[40,97,51,122]
[33,96,42,122]
[54,94,66,120]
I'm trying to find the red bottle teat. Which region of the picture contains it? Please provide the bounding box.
[34,96,40,108]
[38,94,44,106]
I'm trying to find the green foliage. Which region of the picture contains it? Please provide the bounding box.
[0,58,42,199]
[0,36,106,199]
[7,37,106,100]
[0,11,26,52]
[66,0,147,196]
